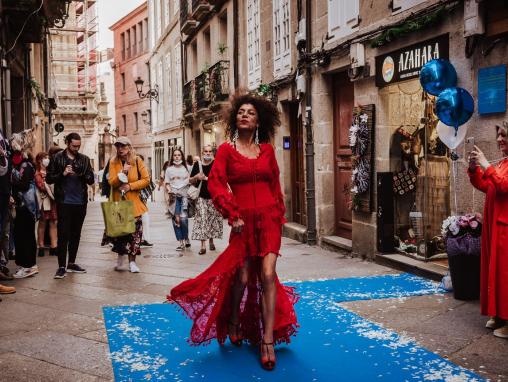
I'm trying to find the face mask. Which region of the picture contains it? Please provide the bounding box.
[203,154,213,161]
[42,158,50,167]
[173,160,182,165]
[12,152,23,166]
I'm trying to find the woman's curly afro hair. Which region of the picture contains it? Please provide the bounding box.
[223,92,280,143]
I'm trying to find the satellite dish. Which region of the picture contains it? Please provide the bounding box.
[54,123,64,133]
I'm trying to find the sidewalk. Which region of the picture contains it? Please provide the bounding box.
[0,201,506,381]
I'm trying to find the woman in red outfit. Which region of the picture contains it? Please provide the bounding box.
[468,122,508,339]
[168,94,298,370]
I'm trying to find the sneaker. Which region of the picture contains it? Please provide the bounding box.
[54,267,66,279]
[129,261,140,273]
[175,245,184,251]
[185,239,191,248]
[486,317,505,330]
[66,263,87,273]
[31,265,39,275]
[114,255,128,271]
[0,266,13,280]
[13,267,37,279]
[37,248,45,257]
[493,325,508,339]
[0,284,15,294]
[140,240,154,248]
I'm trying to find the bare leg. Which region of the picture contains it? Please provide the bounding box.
[49,220,58,248]
[229,258,249,337]
[201,240,206,250]
[261,253,277,362]
[37,220,47,248]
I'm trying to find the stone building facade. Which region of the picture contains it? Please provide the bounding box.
[147,0,183,181]
[110,2,151,167]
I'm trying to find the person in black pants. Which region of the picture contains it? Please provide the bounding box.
[10,150,38,279]
[46,133,95,279]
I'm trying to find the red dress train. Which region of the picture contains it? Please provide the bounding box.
[168,143,299,345]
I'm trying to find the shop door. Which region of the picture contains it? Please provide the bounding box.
[333,73,353,239]
[289,102,306,225]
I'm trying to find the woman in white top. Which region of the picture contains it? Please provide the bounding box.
[164,149,190,251]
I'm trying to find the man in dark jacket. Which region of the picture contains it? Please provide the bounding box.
[46,132,95,279]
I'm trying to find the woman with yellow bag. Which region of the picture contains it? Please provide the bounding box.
[108,137,150,273]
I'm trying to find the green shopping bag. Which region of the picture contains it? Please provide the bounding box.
[101,189,135,238]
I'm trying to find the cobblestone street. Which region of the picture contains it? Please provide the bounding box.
[0,202,507,381]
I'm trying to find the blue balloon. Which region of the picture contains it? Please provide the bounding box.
[435,87,474,129]
[419,59,457,96]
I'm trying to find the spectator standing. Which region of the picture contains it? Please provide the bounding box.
[46,133,95,279]
[165,149,190,251]
[189,145,223,254]
[0,132,14,283]
[108,137,150,273]
[34,152,58,257]
[11,148,39,279]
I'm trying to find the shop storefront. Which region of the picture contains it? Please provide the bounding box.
[375,34,452,260]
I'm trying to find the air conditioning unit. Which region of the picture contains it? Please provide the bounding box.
[464,0,485,37]
[350,43,365,68]
[295,18,306,49]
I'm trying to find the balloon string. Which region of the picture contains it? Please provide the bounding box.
[452,159,458,215]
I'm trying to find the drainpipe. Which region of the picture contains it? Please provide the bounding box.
[233,0,239,89]
[304,0,317,245]
[43,35,50,149]
[180,39,186,154]
[24,44,32,132]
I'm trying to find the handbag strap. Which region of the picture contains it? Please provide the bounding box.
[197,161,204,193]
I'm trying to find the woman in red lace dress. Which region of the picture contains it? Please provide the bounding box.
[168,94,298,370]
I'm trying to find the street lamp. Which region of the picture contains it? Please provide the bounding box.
[134,77,159,103]
[141,110,151,126]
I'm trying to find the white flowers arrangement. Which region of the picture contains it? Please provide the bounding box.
[441,213,482,238]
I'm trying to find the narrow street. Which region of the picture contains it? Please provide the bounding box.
[0,202,506,381]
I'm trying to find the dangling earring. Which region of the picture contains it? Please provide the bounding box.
[254,126,259,145]
[232,128,239,143]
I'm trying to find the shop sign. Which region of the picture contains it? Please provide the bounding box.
[375,34,449,87]
[478,64,506,114]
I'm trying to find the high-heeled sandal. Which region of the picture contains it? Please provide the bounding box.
[260,341,276,371]
[228,320,243,346]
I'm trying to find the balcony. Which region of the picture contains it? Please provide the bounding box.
[180,0,198,35]
[209,60,230,109]
[192,0,213,21]
[195,71,211,116]
[183,80,195,119]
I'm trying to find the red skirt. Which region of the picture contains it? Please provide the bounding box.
[167,205,299,346]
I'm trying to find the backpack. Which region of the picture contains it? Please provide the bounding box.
[101,160,111,197]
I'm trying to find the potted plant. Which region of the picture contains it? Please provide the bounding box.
[441,213,482,300]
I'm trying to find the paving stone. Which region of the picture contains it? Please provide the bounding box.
[77,329,109,344]
[0,352,108,382]
[0,331,113,379]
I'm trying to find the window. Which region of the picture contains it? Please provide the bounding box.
[273,0,291,77]
[328,0,359,41]
[391,0,426,13]
[121,32,125,60]
[165,52,173,122]
[134,112,139,131]
[138,22,143,52]
[247,0,261,89]
[151,67,158,128]
[173,0,179,16]
[126,30,131,58]
[121,72,126,91]
[132,26,137,56]
[150,0,156,48]
[122,114,127,133]
[157,61,163,125]
[144,19,149,50]
[156,0,161,40]
[174,43,182,118]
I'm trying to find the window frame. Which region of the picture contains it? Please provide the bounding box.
[247,0,261,89]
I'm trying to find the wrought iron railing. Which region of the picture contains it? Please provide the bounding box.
[195,71,210,110]
[183,80,194,116]
[209,60,230,103]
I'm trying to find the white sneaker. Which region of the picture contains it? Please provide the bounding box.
[13,267,37,279]
[129,261,140,273]
[114,255,128,271]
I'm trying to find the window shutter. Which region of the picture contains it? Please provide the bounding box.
[328,0,359,40]
[247,0,261,89]
[174,43,182,119]
[165,53,173,122]
[273,0,291,77]
[328,0,341,38]
[392,0,426,13]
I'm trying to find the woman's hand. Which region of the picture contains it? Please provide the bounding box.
[232,218,245,233]
[122,163,131,174]
[470,145,490,170]
[119,183,131,193]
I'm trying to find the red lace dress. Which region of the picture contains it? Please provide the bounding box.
[168,142,299,345]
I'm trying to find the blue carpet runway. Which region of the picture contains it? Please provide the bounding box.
[103,273,483,381]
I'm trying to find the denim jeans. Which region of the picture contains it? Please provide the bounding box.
[172,196,189,241]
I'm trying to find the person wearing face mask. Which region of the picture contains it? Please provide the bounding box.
[34,152,58,257]
[468,122,508,339]
[189,145,223,255]
[10,148,39,279]
[164,149,190,251]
